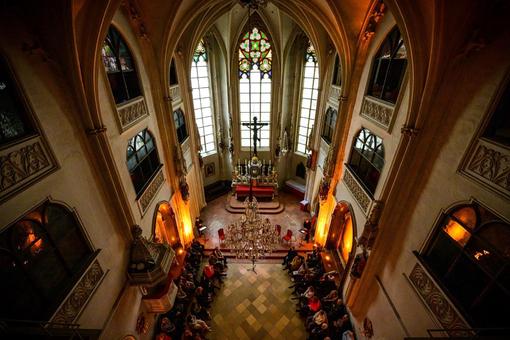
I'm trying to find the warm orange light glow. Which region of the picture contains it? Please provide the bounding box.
[325,255,331,261]
[443,218,471,247]
[170,192,195,246]
[26,231,43,254]
[341,215,353,264]
[177,247,184,255]
[314,195,337,246]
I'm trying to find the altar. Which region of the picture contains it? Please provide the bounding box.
[232,156,278,201]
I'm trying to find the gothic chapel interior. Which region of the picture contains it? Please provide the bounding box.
[0,0,509,339]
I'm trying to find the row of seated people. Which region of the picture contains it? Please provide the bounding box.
[156,241,228,340]
[283,246,355,340]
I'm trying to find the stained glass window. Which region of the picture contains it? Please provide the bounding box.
[191,40,216,155]
[101,26,142,104]
[239,26,272,148]
[297,42,319,154]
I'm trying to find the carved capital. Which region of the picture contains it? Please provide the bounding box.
[86,126,107,135]
[401,125,419,137]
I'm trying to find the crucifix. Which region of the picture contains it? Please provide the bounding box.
[242,116,268,156]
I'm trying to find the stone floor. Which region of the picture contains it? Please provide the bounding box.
[208,262,307,340]
[199,191,314,251]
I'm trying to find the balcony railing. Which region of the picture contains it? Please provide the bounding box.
[0,135,58,203]
[460,138,510,199]
[343,166,373,215]
[116,96,149,131]
[136,166,165,216]
[360,95,395,131]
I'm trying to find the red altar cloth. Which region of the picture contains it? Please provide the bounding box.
[235,185,274,199]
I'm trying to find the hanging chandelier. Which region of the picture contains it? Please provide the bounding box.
[239,0,268,9]
[226,197,279,267]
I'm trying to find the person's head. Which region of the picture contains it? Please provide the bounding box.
[336,298,344,305]
[196,286,203,295]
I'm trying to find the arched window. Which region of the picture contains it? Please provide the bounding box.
[191,40,216,154]
[127,129,161,195]
[321,107,337,144]
[101,26,142,104]
[482,80,510,146]
[347,128,384,195]
[0,201,94,320]
[173,108,188,144]
[296,42,319,154]
[0,55,36,145]
[239,24,272,148]
[422,202,510,331]
[366,27,407,104]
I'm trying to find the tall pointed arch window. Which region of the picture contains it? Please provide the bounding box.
[239,25,272,148]
[367,27,407,104]
[101,26,142,104]
[191,40,216,155]
[296,42,320,154]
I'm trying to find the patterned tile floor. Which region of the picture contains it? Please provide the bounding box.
[200,192,313,251]
[208,262,307,340]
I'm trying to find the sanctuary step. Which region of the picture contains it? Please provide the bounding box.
[284,177,306,199]
[225,193,284,214]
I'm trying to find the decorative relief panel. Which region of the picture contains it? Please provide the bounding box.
[0,136,58,203]
[51,259,105,324]
[117,96,149,131]
[329,85,341,102]
[360,96,395,131]
[137,167,165,215]
[343,167,372,215]
[461,139,510,199]
[409,263,472,337]
[169,85,181,104]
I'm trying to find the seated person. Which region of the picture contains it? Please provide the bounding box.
[212,247,227,267]
[289,254,304,272]
[187,315,211,335]
[306,309,328,333]
[282,246,298,267]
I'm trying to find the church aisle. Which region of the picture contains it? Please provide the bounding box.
[208,262,307,339]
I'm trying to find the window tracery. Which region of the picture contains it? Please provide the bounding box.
[127,129,161,195]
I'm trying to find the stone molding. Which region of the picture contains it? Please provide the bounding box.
[169,85,181,104]
[343,166,372,215]
[51,259,105,324]
[360,96,395,131]
[116,96,149,132]
[461,138,510,199]
[137,167,165,216]
[408,263,472,337]
[0,136,58,203]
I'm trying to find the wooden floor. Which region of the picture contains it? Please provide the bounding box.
[198,191,314,252]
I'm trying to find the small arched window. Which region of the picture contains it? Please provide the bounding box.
[0,201,94,320]
[347,128,384,195]
[0,55,36,145]
[367,27,407,104]
[127,129,161,195]
[422,202,510,331]
[173,108,188,144]
[101,26,142,104]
